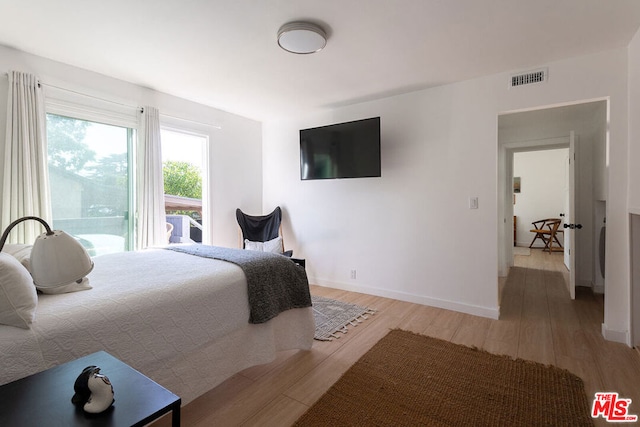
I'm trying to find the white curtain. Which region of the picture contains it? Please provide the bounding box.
[1,71,52,244]
[136,106,166,249]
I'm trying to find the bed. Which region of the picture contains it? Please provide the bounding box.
[0,246,315,404]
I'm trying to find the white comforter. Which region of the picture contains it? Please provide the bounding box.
[0,249,314,403]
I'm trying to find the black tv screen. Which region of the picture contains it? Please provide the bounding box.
[300,117,381,180]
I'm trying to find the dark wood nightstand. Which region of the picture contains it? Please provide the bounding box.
[0,351,180,426]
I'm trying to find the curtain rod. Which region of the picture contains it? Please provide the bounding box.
[159,113,222,130]
[43,82,143,113]
[4,72,222,129]
[3,72,142,112]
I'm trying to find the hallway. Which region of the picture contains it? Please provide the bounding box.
[506,248,639,425]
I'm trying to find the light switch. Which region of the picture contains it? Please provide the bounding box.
[469,197,478,209]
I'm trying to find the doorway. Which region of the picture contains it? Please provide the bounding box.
[497,100,608,313]
[513,147,569,248]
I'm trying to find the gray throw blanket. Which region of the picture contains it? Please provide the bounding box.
[165,245,312,324]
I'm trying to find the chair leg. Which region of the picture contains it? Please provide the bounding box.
[530,232,548,249]
[553,233,563,249]
[529,234,542,248]
[547,233,564,252]
[544,229,563,253]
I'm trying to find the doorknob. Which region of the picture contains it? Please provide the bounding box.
[563,223,583,229]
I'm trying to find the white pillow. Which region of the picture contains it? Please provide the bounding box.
[0,252,37,329]
[244,236,283,254]
[3,243,32,271]
[37,277,92,295]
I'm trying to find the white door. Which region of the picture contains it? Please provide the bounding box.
[563,131,576,299]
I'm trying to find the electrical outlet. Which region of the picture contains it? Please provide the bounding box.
[350,270,357,279]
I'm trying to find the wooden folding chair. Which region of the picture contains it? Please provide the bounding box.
[528,218,563,252]
[528,219,548,248]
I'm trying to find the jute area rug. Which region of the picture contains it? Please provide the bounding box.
[295,329,593,426]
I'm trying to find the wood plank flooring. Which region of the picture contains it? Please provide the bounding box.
[154,249,640,426]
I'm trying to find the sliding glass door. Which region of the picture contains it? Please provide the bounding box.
[46,113,134,255]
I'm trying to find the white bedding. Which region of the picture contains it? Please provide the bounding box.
[0,249,314,404]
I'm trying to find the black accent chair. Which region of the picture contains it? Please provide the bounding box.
[236,207,305,268]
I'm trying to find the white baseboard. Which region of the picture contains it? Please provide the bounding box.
[309,276,500,320]
[577,279,593,288]
[516,242,535,248]
[601,323,630,346]
[577,280,604,294]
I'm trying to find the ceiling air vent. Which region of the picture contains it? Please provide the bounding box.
[510,68,548,88]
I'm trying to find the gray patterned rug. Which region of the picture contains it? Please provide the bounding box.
[312,295,375,341]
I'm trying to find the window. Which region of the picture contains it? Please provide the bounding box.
[46,113,135,256]
[161,128,208,244]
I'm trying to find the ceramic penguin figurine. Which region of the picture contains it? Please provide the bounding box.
[71,365,115,413]
[84,371,115,413]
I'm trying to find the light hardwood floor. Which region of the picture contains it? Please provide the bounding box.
[154,249,640,426]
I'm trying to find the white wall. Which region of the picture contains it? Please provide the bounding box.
[628,28,640,346]
[513,149,568,248]
[0,45,263,248]
[263,47,630,339]
[630,29,640,213]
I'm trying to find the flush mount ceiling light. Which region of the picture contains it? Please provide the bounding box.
[277,21,327,54]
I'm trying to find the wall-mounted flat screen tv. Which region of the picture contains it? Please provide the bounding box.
[300,117,381,180]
